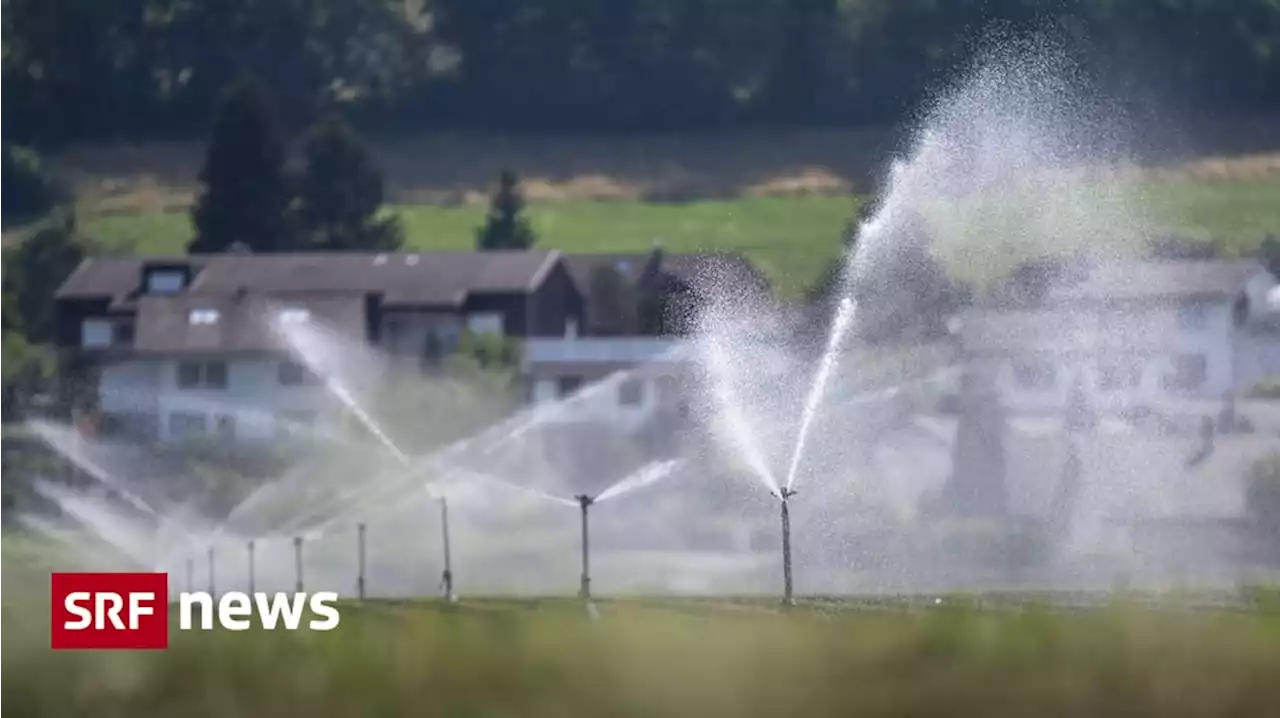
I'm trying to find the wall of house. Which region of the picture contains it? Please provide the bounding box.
[97,354,336,444]
[528,262,584,337]
[972,301,1240,413]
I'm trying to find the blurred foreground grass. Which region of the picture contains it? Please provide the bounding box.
[5,595,1280,718]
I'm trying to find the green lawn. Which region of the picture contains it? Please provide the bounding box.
[81,180,1280,298]
[4,595,1280,718]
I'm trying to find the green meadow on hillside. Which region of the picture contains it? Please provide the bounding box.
[79,180,1280,298]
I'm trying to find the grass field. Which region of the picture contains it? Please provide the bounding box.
[78,179,1280,298]
[5,595,1280,718]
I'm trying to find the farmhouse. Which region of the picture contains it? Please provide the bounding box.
[956,259,1280,414]
[53,249,767,445]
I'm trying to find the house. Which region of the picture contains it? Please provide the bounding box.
[956,259,1280,414]
[54,251,584,444]
[521,249,771,432]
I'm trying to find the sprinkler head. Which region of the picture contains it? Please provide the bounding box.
[574,494,595,507]
[780,488,797,500]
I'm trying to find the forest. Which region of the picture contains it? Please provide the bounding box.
[5,0,1280,145]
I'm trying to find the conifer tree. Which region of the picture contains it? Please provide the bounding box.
[295,114,402,251]
[476,168,536,251]
[189,74,294,253]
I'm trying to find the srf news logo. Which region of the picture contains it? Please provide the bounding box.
[51,572,340,650]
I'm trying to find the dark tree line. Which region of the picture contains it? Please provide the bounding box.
[5,0,1279,146]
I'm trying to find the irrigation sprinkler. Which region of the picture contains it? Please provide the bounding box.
[357,523,367,600]
[439,497,456,602]
[247,540,256,594]
[575,494,595,601]
[207,545,216,597]
[293,536,304,593]
[779,488,796,606]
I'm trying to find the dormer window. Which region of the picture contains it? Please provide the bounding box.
[188,308,220,325]
[146,269,185,293]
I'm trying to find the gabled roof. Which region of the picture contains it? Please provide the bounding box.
[562,249,768,296]
[56,251,563,308]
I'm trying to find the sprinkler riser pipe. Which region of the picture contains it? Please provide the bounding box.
[576,495,593,601]
[357,523,367,601]
[780,489,796,605]
[247,540,256,595]
[440,498,454,600]
[207,546,216,597]
[185,558,195,594]
[293,536,304,593]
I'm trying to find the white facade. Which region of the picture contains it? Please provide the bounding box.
[963,294,1280,414]
[96,355,336,444]
[522,337,687,434]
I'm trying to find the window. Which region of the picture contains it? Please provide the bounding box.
[112,320,135,345]
[1177,302,1208,329]
[214,414,236,441]
[466,312,504,335]
[276,410,317,437]
[1096,359,1143,391]
[146,270,184,293]
[177,361,227,390]
[168,412,206,439]
[188,308,220,325]
[557,376,583,397]
[82,318,114,348]
[279,308,310,324]
[100,412,160,441]
[1163,354,1208,392]
[278,360,314,386]
[1012,360,1057,391]
[618,378,644,406]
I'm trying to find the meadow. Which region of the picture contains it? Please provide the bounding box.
[4,594,1280,718]
[78,179,1280,299]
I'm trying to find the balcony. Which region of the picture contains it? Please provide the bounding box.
[522,337,688,365]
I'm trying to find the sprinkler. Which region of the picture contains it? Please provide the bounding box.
[207,545,216,597]
[779,488,796,606]
[357,523,367,600]
[439,497,456,603]
[575,494,595,601]
[247,539,256,595]
[293,536,304,593]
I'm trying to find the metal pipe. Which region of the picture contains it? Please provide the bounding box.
[357,523,367,600]
[780,488,796,606]
[439,498,454,601]
[293,536,304,593]
[207,546,216,597]
[247,540,256,595]
[575,495,594,600]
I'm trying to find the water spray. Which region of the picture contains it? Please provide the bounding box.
[293,536,305,592]
[357,523,367,600]
[439,497,456,602]
[575,494,595,601]
[779,488,796,606]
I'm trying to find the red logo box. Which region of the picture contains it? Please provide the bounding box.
[51,572,169,650]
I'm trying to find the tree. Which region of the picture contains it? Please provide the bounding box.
[5,210,89,344]
[587,266,639,335]
[476,169,536,251]
[295,114,402,251]
[189,75,295,254]
[2,143,64,228]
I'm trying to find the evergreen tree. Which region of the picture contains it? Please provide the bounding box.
[7,209,90,343]
[189,75,294,254]
[476,168,536,251]
[295,114,402,251]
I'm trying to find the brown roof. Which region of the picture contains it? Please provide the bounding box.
[131,293,367,353]
[57,251,562,308]
[563,249,768,296]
